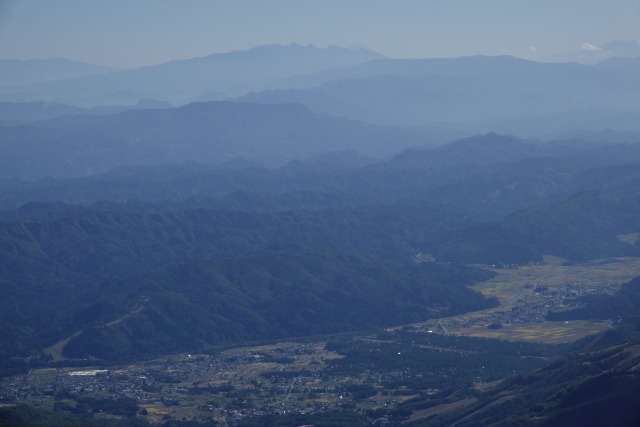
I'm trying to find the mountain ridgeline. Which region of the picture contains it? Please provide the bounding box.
[2,43,640,425]
[2,44,640,137]
[0,101,430,179]
[0,199,497,363]
[1,129,640,365]
[0,44,384,105]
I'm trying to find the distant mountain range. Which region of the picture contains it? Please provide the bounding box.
[2,42,640,426]
[2,132,640,260]
[0,44,384,106]
[0,101,439,179]
[3,131,640,210]
[2,133,640,363]
[237,55,640,134]
[1,42,639,138]
[0,58,112,87]
[542,39,640,64]
[3,42,640,427]
[0,99,175,126]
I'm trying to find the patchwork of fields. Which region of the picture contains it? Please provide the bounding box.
[415,256,640,343]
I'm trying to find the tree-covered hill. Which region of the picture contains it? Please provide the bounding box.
[0,200,496,364]
[2,187,638,364]
[60,247,495,362]
[428,189,640,264]
[2,131,640,381]
[547,275,640,322]
[402,313,640,426]
[2,133,640,217]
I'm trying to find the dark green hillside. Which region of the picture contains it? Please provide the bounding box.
[0,199,495,365]
[567,162,640,198]
[3,136,640,219]
[2,181,639,362]
[390,315,640,426]
[410,155,640,220]
[0,405,95,427]
[60,246,495,362]
[2,137,640,363]
[390,141,640,219]
[0,200,451,279]
[430,190,640,264]
[548,275,640,321]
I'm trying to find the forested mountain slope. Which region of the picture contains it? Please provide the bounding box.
[403,315,640,426]
[0,201,496,364]
[3,132,640,213]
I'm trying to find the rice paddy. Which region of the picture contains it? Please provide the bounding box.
[415,256,640,343]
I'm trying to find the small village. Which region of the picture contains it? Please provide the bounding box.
[0,341,404,424]
[453,280,621,328]
[1,259,634,425]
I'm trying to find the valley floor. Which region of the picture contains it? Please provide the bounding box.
[413,256,640,343]
[2,256,639,425]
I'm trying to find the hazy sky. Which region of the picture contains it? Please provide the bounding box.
[1,0,640,68]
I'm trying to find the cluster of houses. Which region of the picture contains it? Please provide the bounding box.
[0,342,370,423]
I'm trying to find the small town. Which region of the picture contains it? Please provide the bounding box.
[1,341,400,424]
[0,274,624,425]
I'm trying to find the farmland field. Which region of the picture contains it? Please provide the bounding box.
[412,256,640,343]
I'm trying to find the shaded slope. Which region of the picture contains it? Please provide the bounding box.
[0,200,490,362]
[0,101,428,179]
[430,190,640,264]
[403,314,640,426]
[61,247,496,362]
[4,134,640,215]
